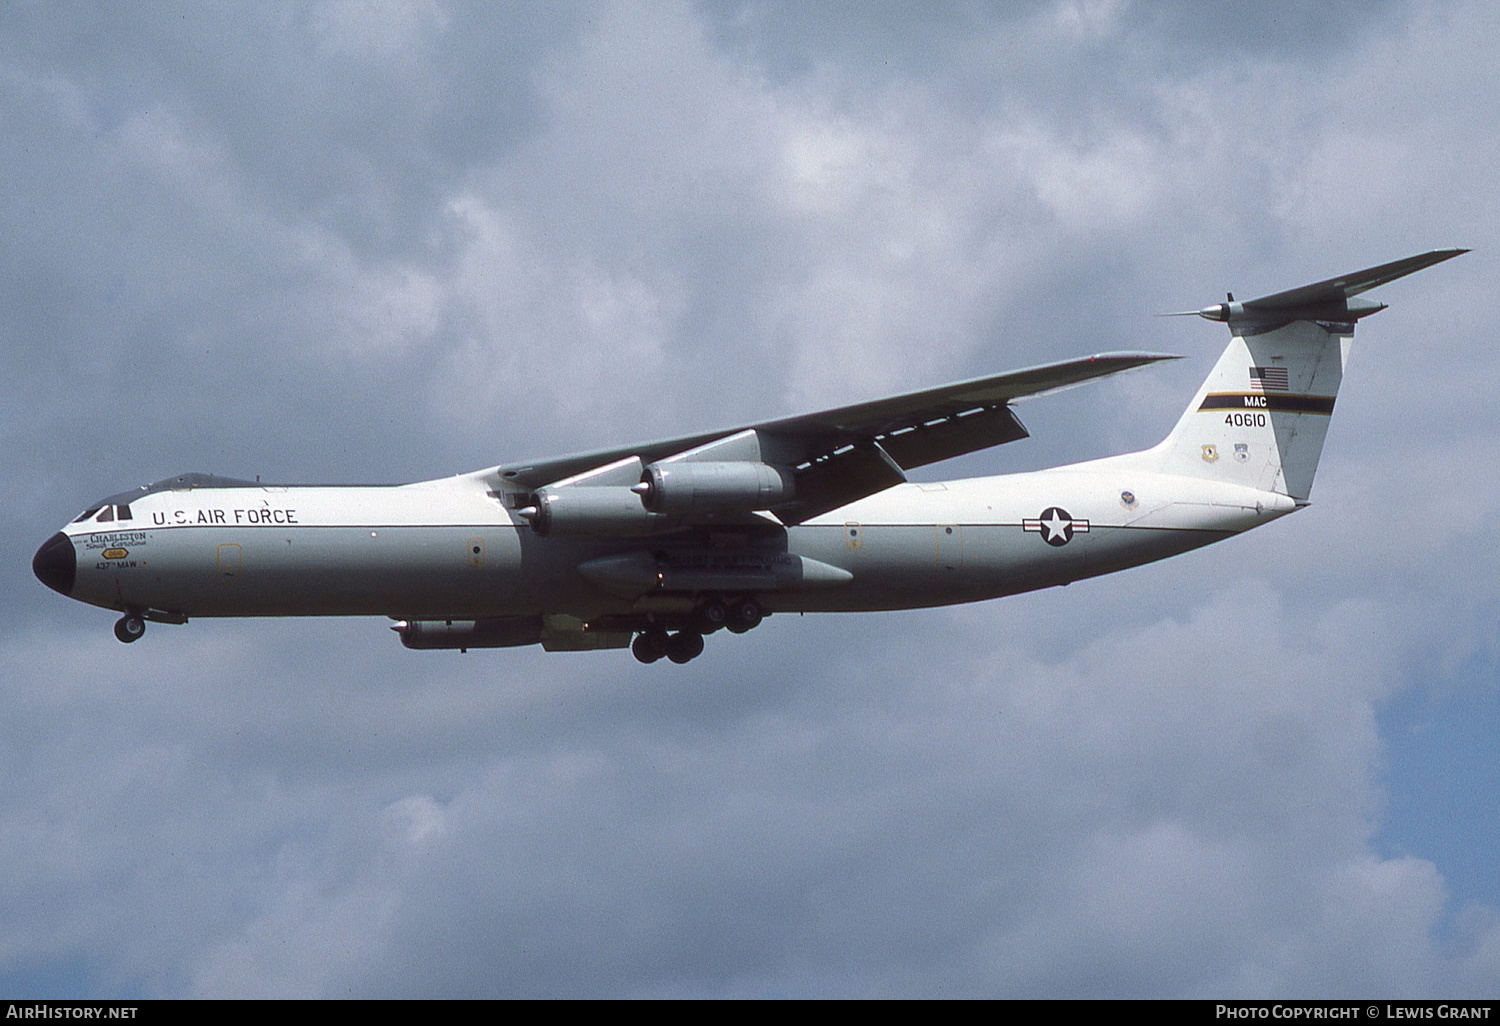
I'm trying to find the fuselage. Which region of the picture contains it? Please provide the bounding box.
[34,457,1297,624]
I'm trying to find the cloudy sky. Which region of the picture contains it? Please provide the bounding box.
[3,0,1498,998]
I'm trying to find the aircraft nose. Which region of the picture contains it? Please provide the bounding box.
[32,532,76,597]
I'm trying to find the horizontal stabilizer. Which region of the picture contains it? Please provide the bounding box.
[1246,248,1468,311]
[1166,248,1468,327]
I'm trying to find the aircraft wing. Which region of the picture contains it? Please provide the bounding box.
[495,350,1176,524]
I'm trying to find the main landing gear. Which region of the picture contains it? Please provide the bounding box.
[114,613,146,644]
[632,628,703,665]
[631,596,764,664]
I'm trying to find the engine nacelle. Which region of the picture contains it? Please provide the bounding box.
[392,617,543,649]
[638,461,794,515]
[522,486,676,537]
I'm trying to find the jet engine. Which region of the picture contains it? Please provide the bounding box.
[519,486,676,537]
[635,461,794,515]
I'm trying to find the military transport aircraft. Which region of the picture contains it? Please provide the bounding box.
[34,250,1465,664]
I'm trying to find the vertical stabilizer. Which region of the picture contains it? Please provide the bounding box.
[1148,249,1466,502]
[1150,321,1348,502]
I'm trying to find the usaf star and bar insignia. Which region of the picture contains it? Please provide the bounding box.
[1023,507,1090,546]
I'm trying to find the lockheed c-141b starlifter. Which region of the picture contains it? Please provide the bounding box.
[34,250,1466,663]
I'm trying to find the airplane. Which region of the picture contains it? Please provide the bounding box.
[33,249,1466,664]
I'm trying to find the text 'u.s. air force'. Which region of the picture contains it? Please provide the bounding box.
[151,508,298,526]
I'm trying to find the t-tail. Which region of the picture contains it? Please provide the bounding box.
[1147,249,1467,503]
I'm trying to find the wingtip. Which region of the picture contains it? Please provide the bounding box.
[1419,246,1470,262]
[1091,350,1183,362]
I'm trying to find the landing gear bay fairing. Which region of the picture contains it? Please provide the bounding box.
[34,251,1465,663]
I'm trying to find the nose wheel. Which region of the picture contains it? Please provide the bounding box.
[114,613,146,644]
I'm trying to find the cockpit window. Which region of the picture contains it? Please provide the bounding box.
[116,504,132,521]
[72,508,101,523]
[96,506,114,523]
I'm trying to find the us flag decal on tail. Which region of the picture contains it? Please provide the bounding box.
[1249,366,1289,391]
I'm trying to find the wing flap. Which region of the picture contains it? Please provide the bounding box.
[782,441,908,525]
[873,404,1029,470]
